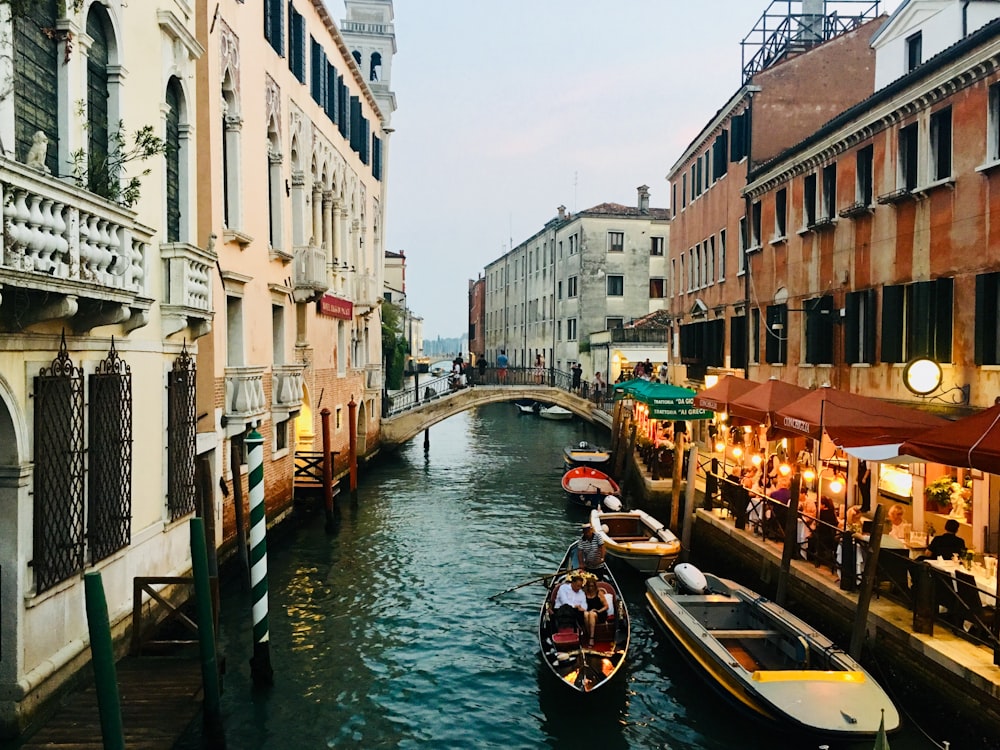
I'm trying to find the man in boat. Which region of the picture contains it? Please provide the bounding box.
[574,523,606,573]
[553,573,588,631]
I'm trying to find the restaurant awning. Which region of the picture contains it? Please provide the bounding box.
[614,380,712,420]
[727,377,812,426]
[693,375,760,413]
[899,401,1000,474]
[773,385,948,447]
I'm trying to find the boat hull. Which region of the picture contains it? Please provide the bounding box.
[644,569,900,738]
[563,442,611,470]
[539,406,573,420]
[590,509,680,574]
[538,543,630,693]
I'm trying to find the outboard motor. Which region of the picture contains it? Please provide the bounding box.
[674,563,709,595]
[602,495,623,512]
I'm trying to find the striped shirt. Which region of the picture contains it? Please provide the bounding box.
[578,532,605,569]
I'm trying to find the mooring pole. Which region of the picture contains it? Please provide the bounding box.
[776,472,803,607]
[348,395,358,500]
[321,407,335,532]
[850,503,887,659]
[670,434,685,531]
[245,429,274,686]
[83,572,125,750]
[230,434,250,587]
[189,518,225,746]
[680,444,699,562]
[424,428,430,452]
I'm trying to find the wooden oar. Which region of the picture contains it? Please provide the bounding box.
[488,570,565,600]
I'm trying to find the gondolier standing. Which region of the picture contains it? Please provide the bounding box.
[575,523,606,572]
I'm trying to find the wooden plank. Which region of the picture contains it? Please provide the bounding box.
[19,657,203,750]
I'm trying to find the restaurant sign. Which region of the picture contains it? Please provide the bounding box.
[646,396,713,421]
[317,294,353,320]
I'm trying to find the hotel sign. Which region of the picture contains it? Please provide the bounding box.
[317,294,353,319]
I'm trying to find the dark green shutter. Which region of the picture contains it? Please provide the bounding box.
[933,277,953,362]
[14,0,59,176]
[881,285,904,363]
[265,0,284,56]
[86,7,110,197]
[165,78,181,243]
[805,295,834,365]
[730,316,747,371]
[975,273,1000,365]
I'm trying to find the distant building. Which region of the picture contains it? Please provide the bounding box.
[483,187,669,380]
[468,275,486,362]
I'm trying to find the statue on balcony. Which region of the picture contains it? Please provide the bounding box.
[25,131,50,174]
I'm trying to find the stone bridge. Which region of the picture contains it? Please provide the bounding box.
[379,386,611,448]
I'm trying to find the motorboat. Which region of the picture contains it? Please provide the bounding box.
[561,466,620,508]
[538,542,630,693]
[539,405,573,421]
[645,563,900,738]
[514,399,540,415]
[563,441,611,470]
[591,505,680,574]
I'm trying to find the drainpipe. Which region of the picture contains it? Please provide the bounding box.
[963,0,971,38]
[742,87,761,380]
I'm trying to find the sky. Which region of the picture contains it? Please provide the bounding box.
[326,0,904,339]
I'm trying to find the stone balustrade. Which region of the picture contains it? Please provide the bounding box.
[161,241,215,338]
[272,364,305,413]
[224,366,267,434]
[292,244,328,302]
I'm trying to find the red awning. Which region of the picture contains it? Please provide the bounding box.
[899,402,1000,474]
[728,378,812,426]
[774,385,948,447]
[693,375,760,413]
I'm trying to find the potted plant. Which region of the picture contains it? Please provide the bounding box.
[925,475,957,511]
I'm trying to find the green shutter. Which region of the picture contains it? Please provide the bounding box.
[14,0,59,176]
[730,315,746,371]
[165,79,181,243]
[881,285,904,363]
[86,7,110,197]
[933,277,953,362]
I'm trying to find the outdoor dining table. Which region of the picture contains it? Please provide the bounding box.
[925,558,999,607]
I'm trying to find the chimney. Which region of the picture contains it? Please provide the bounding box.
[637,185,650,215]
[557,205,566,220]
[799,0,824,45]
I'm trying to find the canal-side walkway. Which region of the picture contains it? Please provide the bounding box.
[8,656,202,749]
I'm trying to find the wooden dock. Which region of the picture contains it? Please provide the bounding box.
[18,657,203,749]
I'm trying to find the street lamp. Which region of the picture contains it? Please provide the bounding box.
[902,356,970,405]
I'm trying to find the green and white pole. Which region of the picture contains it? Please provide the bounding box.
[246,428,274,686]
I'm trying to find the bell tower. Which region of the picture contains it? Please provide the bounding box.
[340,0,397,125]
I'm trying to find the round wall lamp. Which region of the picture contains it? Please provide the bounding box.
[902,357,943,396]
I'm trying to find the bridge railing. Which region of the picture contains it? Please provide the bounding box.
[383,367,613,418]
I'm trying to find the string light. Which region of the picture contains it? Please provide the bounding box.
[802,467,816,482]
[733,446,743,459]
[751,454,762,467]
[715,441,726,453]
[828,474,844,493]
[778,463,791,476]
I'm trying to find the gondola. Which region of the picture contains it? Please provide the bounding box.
[514,399,540,415]
[645,563,900,738]
[538,542,630,693]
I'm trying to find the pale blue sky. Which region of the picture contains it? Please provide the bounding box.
[327,1,903,339]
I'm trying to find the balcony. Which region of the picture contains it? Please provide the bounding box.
[353,272,380,313]
[610,327,670,344]
[272,363,305,418]
[0,157,154,332]
[223,365,267,437]
[292,244,328,302]
[161,241,216,339]
[364,363,382,393]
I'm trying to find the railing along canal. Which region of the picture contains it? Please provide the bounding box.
[383,366,614,418]
[697,456,1000,657]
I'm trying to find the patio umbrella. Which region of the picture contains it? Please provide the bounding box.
[728,377,812,427]
[693,375,760,413]
[774,385,948,448]
[620,380,712,420]
[899,401,1000,474]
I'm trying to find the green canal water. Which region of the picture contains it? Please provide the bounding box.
[178,403,959,749]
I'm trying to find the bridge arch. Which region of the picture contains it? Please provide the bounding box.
[379,386,610,448]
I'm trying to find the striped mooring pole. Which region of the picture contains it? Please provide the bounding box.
[246,428,274,686]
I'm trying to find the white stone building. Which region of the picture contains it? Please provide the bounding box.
[483,187,670,380]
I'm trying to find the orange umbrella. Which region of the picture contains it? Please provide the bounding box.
[728,377,812,427]
[693,375,760,413]
[900,401,1000,473]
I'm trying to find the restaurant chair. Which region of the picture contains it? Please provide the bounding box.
[954,570,996,640]
[876,549,913,603]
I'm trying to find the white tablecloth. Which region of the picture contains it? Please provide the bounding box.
[926,558,998,606]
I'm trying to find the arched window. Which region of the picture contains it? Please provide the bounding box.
[369,52,382,82]
[14,0,58,175]
[352,50,362,67]
[165,78,183,242]
[86,5,112,196]
[267,127,282,250]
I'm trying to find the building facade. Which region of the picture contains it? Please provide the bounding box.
[666,4,884,387]
[484,188,669,381]
[0,0,207,735]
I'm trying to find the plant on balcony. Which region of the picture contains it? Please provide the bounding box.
[925,475,958,510]
[70,120,166,208]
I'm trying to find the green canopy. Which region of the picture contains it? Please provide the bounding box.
[613,380,712,420]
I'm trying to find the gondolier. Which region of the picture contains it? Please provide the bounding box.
[575,523,605,572]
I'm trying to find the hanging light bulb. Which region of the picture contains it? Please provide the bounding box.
[733,446,743,459]
[778,463,791,476]
[751,453,762,467]
[802,467,816,482]
[715,441,726,453]
[829,474,844,494]
[719,412,728,423]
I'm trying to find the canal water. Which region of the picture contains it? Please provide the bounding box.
[179,403,953,749]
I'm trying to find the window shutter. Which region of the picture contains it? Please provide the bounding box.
[730,114,746,162]
[975,273,998,365]
[933,277,953,362]
[707,319,725,367]
[730,316,746,371]
[14,0,59,176]
[349,96,360,152]
[881,285,904,363]
[845,291,860,364]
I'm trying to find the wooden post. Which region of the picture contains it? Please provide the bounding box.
[83,572,125,750]
[321,408,335,532]
[680,444,699,562]
[348,395,358,498]
[621,422,638,491]
[424,428,430,452]
[196,455,220,628]
[230,434,250,586]
[851,503,887,658]
[189,518,226,746]
[670,434,685,531]
[776,471,802,607]
[913,561,935,635]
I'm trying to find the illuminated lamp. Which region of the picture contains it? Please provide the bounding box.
[732,446,743,459]
[902,357,943,396]
[715,441,726,453]
[704,374,719,389]
[751,454,762,467]
[778,463,791,476]
[828,474,845,494]
[802,467,816,482]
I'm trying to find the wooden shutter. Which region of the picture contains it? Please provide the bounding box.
[165,78,181,243]
[14,0,59,176]
[975,273,1000,365]
[933,277,953,362]
[805,295,834,365]
[881,285,904,363]
[730,316,747,371]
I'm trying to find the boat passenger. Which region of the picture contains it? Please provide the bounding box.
[553,574,587,629]
[582,579,608,647]
[575,524,606,571]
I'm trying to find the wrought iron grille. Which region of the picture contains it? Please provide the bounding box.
[33,335,85,594]
[167,344,197,520]
[88,339,132,562]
